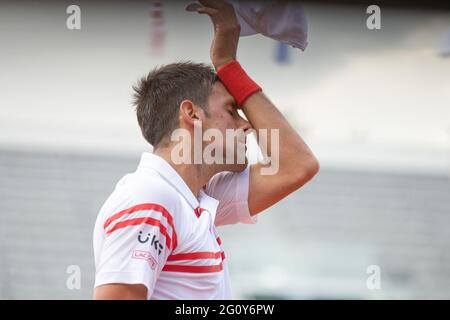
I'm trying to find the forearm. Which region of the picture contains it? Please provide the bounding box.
[242,91,319,179]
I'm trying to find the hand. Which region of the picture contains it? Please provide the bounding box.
[186,0,241,70]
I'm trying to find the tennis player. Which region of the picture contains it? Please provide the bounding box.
[93,0,319,300]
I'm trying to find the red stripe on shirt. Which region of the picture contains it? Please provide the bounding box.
[162,263,223,273]
[167,251,222,261]
[106,217,173,250]
[104,203,177,250]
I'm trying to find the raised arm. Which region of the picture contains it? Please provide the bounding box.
[195,0,319,215]
[241,92,319,215]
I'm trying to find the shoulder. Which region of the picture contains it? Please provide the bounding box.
[98,170,182,227]
[128,169,180,209]
[94,170,186,252]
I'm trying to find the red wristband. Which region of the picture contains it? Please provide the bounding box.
[216,60,262,107]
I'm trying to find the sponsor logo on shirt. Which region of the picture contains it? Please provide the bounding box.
[138,231,164,255]
[132,250,158,270]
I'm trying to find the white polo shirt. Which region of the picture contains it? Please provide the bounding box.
[93,152,257,299]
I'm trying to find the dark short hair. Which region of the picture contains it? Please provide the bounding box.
[132,61,217,148]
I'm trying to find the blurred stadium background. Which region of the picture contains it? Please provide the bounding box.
[0,0,449,299]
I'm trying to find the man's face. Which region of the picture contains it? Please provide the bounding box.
[202,81,252,172]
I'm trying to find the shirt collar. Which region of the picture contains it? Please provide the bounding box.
[198,188,219,222]
[138,152,200,209]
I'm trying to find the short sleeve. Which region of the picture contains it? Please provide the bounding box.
[94,189,178,299]
[205,166,258,227]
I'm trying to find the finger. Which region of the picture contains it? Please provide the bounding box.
[185,2,218,16]
[196,6,218,16]
[185,3,202,12]
[198,0,226,9]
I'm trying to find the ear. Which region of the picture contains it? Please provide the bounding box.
[179,100,203,127]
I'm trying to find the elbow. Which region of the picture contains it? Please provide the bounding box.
[302,155,320,182]
[288,155,320,190]
[308,156,320,178]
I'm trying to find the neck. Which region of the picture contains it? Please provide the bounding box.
[153,147,217,198]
